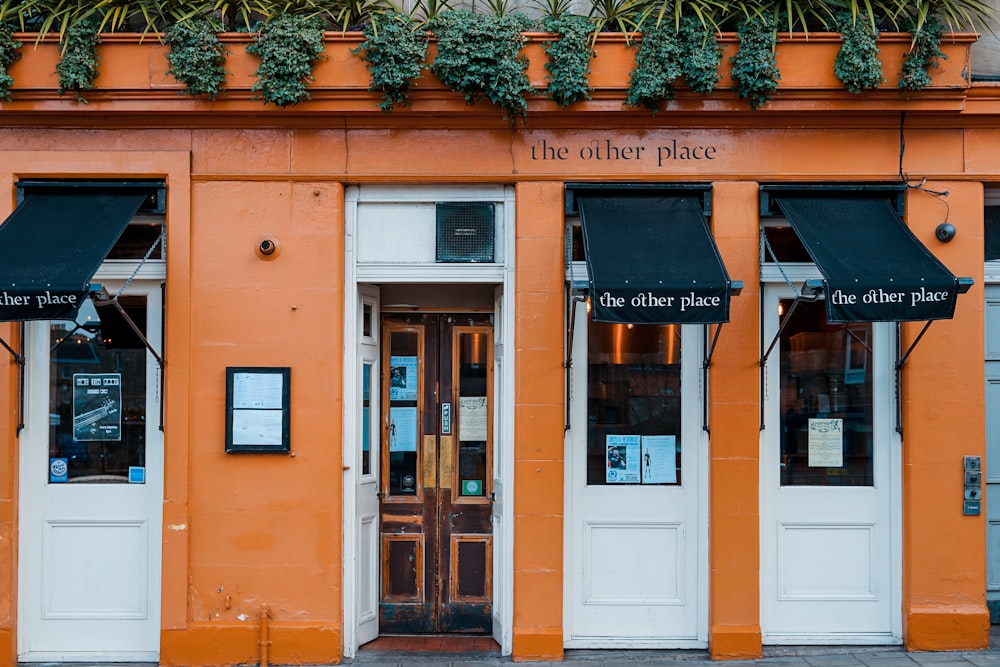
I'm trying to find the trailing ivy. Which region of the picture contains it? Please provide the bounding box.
[164,17,229,100]
[354,11,428,112]
[247,14,325,107]
[429,10,535,124]
[0,20,22,103]
[834,12,883,94]
[899,14,945,92]
[625,22,683,112]
[542,14,593,108]
[730,15,779,111]
[56,17,101,103]
[678,16,722,96]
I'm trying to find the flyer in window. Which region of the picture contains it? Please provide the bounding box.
[72,373,122,441]
[640,435,677,484]
[606,434,641,483]
[389,356,418,401]
[808,418,844,467]
[458,396,488,441]
[389,406,418,452]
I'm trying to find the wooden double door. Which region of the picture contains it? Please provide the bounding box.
[380,313,494,633]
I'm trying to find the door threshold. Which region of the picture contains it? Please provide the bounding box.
[361,634,499,653]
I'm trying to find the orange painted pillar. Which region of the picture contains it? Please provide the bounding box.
[708,182,763,659]
[511,182,565,661]
[901,182,989,650]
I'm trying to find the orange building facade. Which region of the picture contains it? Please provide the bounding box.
[0,30,993,666]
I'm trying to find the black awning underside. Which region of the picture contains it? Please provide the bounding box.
[0,189,147,321]
[775,196,962,323]
[577,193,733,324]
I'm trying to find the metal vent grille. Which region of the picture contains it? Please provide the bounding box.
[436,202,495,263]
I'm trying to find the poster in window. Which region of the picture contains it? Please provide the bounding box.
[808,418,844,467]
[72,373,122,441]
[389,406,418,452]
[640,435,677,484]
[606,434,641,483]
[458,396,488,441]
[389,356,418,401]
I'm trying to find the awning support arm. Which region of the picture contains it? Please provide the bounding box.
[92,290,164,369]
[703,323,724,433]
[894,319,933,436]
[759,283,822,431]
[760,284,821,368]
[0,333,24,367]
[565,291,587,432]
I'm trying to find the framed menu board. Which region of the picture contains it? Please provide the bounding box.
[225,367,291,453]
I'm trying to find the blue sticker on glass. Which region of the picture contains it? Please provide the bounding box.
[128,466,145,484]
[49,458,68,483]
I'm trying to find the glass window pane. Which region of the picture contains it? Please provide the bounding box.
[779,299,873,486]
[986,206,1000,261]
[49,296,147,483]
[362,362,372,476]
[586,319,681,486]
[388,331,419,496]
[363,303,373,339]
[457,332,488,497]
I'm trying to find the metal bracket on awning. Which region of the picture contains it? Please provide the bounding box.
[90,285,164,369]
[893,276,973,435]
[565,289,587,431]
[0,330,24,367]
[702,280,743,433]
[759,279,824,368]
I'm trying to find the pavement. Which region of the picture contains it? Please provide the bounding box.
[343,629,1000,667]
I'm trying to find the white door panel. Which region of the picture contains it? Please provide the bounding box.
[760,285,899,644]
[20,280,163,660]
[356,286,381,647]
[566,302,706,647]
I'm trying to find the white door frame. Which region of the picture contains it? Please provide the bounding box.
[562,300,710,648]
[342,185,516,657]
[17,270,165,662]
[759,268,902,644]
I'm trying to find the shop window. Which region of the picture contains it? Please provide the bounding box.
[986,205,1000,261]
[778,299,874,486]
[586,317,681,486]
[49,296,148,483]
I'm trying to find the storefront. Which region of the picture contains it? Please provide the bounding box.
[0,27,991,666]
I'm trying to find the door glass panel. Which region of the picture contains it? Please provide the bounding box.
[779,299,874,486]
[388,330,419,496]
[457,332,488,497]
[586,319,682,486]
[362,362,372,476]
[48,296,147,484]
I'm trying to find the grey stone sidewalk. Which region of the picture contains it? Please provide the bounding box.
[344,634,1000,667]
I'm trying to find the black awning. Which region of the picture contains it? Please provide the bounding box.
[775,196,964,323]
[0,189,147,321]
[577,193,733,324]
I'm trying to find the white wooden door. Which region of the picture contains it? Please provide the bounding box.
[760,285,900,644]
[565,302,707,648]
[19,280,163,661]
[491,285,513,653]
[984,285,1000,613]
[355,286,382,647]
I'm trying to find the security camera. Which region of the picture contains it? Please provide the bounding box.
[935,223,956,243]
[259,239,276,255]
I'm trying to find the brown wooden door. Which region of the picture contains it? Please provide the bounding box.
[379,313,493,634]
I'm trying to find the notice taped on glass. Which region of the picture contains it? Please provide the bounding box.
[808,418,844,467]
[606,434,641,483]
[73,373,122,441]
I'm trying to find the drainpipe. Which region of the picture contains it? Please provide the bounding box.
[259,605,271,667]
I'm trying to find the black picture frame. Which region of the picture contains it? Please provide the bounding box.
[225,366,291,453]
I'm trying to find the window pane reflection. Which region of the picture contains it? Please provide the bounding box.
[48,296,147,484]
[587,318,681,486]
[388,330,419,496]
